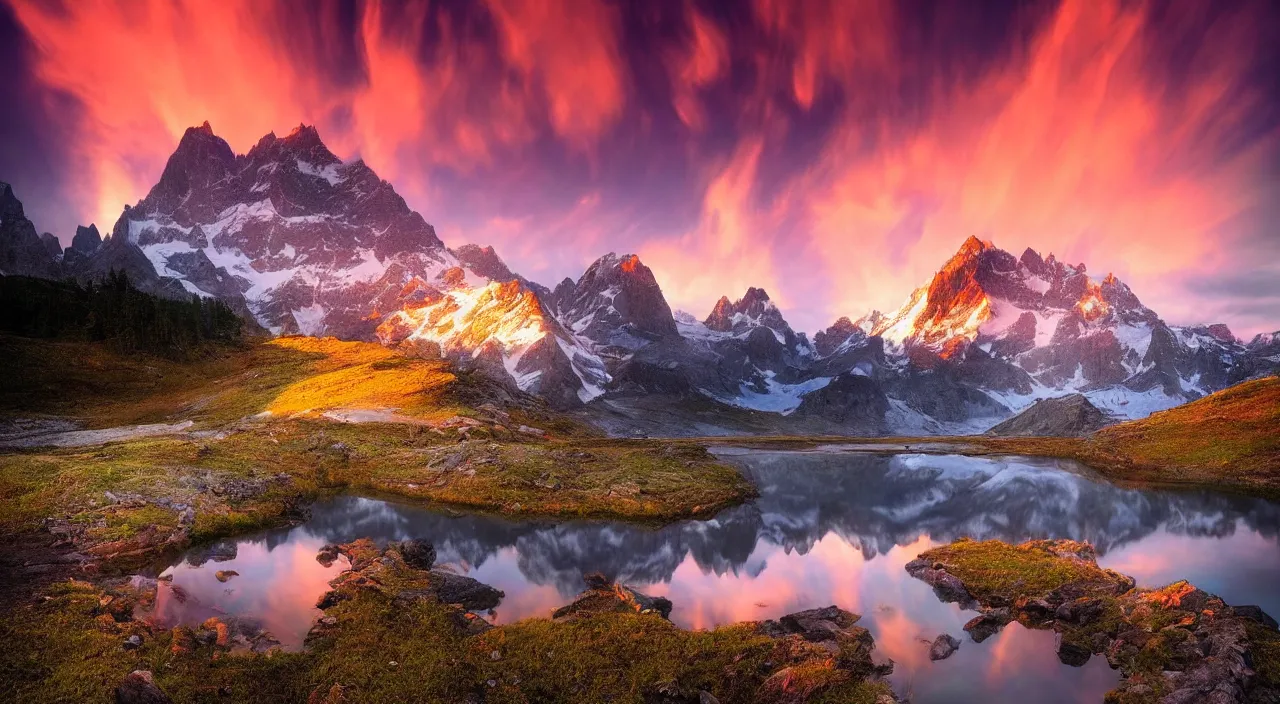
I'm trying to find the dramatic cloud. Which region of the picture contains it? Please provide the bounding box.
[3,0,1277,336]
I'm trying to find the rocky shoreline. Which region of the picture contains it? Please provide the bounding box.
[8,526,1278,702]
[97,536,899,703]
[905,538,1280,703]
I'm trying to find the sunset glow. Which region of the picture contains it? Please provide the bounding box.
[2,0,1277,335]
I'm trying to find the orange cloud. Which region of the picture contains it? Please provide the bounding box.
[796,0,1277,330]
[668,6,729,130]
[641,137,792,317]
[751,0,895,111]
[6,0,1276,335]
[484,0,627,144]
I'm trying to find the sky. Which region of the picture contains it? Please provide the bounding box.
[2,0,1278,338]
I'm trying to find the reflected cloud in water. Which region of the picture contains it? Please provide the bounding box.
[152,450,1280,701]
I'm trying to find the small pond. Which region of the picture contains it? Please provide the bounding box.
[146,449,1280,703]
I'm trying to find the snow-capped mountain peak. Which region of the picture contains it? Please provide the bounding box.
[702,286,800,346]
[554,252,678,348]
[863,237,1264,420]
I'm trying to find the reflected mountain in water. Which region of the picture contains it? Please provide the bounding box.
[280,451,1280,598]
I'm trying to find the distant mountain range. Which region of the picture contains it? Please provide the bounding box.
[3,123,1277,435]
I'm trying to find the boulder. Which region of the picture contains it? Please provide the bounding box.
[115,670,172,704]
[928,633,960,661]
[1056,636,1092,667]
[396,539,437,570]
[553,574,673,621]
[426,570,505,611]
[1230,604,1278,629]
[758,605,862,644]
[905,559,973,606]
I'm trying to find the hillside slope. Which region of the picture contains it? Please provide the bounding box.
[1088,375,1280,479]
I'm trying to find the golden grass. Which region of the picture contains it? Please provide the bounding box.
[0,335,466,429]
[263,337,458,420]
[1088,376,1280,476]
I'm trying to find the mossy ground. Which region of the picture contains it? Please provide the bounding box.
[0,335,754,547]
[0,421,753,550]
[0,575,891,704]
[914,538,1127,603]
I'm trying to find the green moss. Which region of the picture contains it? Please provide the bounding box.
[91,504,179,542]
[1247,621,1280,691]
[916,538,1123,602]
[1,579,889,704]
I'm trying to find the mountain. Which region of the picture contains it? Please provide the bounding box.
[554,253,679,347]
[863,236,1270,420]
[4,123,1277,430]
[0,182,60,278]
[985,393,1113,437]
[3,123,614,406]
[376,278,610,406]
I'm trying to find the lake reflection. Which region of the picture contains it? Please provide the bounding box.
[150,450,1280,702]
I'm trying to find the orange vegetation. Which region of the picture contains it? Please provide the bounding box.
[1088,375,1280,479]
[264,336,457,420]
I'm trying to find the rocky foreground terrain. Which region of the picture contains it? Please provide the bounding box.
[906,538,1280,704]
[8,535,900,704]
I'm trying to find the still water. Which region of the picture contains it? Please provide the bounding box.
[147,449,1280,702]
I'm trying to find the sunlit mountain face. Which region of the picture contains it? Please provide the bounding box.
[2,0,1278,339]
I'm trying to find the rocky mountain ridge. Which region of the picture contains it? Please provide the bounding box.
[3,123,1276,435]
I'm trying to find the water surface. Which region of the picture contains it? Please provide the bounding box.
[148,450,1280,702]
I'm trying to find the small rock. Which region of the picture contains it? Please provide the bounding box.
[699,692,720,704]
[397,539,437,570]
[1056,636,1092,667]
[517,425,543,436]
[490,650,501,661]
[316,590,348,610]
[115,670,172,704]
[123,634,143,650]
[177,507,195,526]
[1021,598,1056,620]
[214,570,239,583]
[928,633,960,661]
[1055,597,1107,625]
[316,544,341,567]
[964,609,1011,643]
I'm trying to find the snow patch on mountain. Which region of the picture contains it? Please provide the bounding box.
[707,373,835,415]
